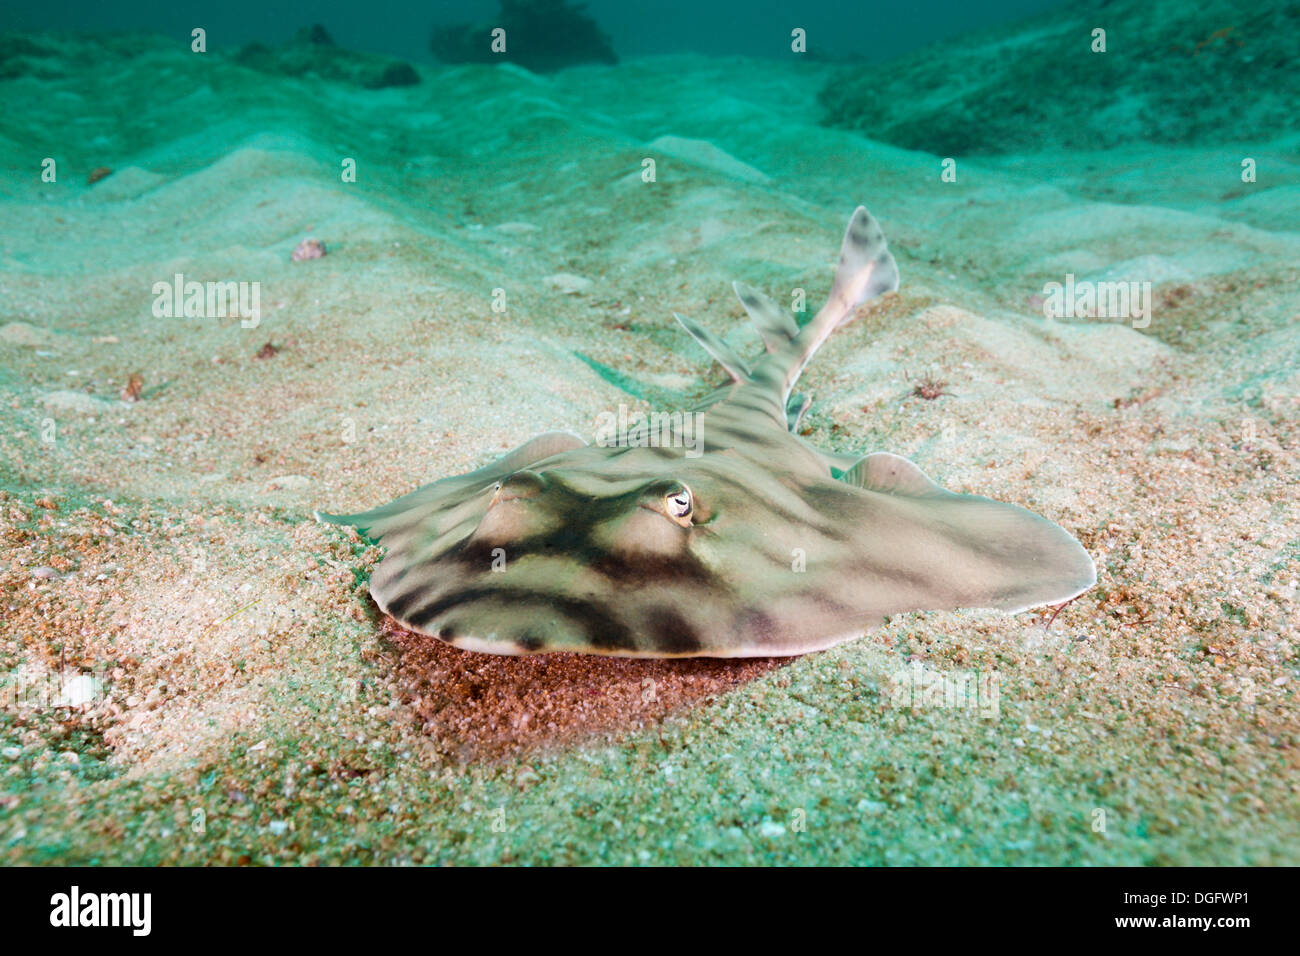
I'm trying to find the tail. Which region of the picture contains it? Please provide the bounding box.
[675,207,899,426]
[757,205,898,407]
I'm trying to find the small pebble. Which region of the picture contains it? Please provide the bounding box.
[543,272,593,295]
[266,474,312,491]
[121,373,144,402]
[55,675,100,708]
[292,238,327,261]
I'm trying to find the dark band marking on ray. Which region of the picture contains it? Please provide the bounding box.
[737,606,778,642]
[643,606,703,654]
[401,586,637,652]
[445,527,724,591]
[586,549,721,590]
[383,580,438,622]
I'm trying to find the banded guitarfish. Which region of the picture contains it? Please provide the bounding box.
[318,207,1096,657]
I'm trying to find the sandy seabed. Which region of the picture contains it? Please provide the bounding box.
[1,38,1298,864]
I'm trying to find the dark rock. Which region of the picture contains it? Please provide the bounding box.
[431,0,617,72]
[296,24,336,47]
[365,61,420,89]
[0,33,63,80]
[234,24,419,89]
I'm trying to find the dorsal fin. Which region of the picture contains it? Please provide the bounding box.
[674,311,752,383]
[842,452,950,498]
[733,281,798,352]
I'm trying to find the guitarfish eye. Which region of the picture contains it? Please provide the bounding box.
[664,485,692,519]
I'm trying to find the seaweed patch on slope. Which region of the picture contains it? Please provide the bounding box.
[819,0,1300,154]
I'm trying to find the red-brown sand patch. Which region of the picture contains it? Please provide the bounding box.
[380,617,788,762]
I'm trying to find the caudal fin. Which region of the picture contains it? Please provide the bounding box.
[678,207,900,428]
[746,206,899,409]
[824,206,900,329]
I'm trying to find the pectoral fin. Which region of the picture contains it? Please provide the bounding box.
[829,452,1096,615]
[316,431,587,540]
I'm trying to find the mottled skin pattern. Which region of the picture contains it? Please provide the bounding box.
[319,207,1096,657]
